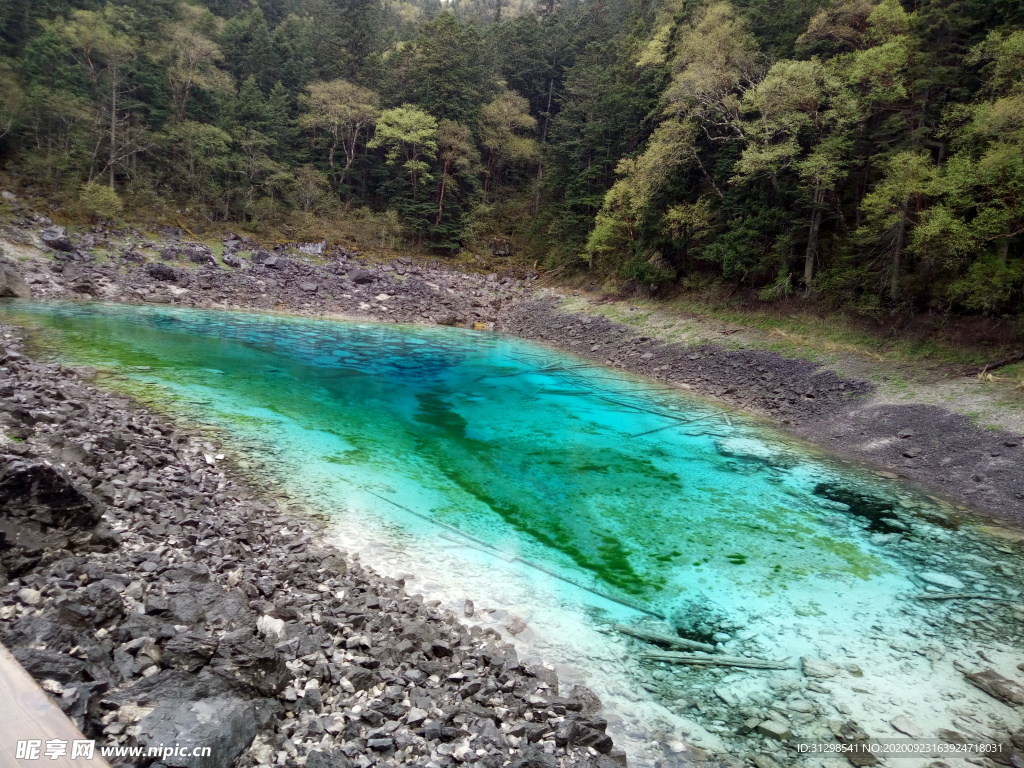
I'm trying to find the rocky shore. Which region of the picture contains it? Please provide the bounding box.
[0,326,622,768]
[9,222,533,328]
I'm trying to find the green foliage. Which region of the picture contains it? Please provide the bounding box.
[78,180,124,220]
[949,255,1024,314]
[619,253,675,287]
[0,0,1020,317]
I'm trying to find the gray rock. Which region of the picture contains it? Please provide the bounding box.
[0,257,32,299]
[801,657,840,678]
[137,692,270,768]
[40,226,75,252]
[180,243,217,268]
[755,720,792,740]
[918,571,965,590]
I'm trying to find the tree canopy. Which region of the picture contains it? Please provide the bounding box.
[0,0,1021,317]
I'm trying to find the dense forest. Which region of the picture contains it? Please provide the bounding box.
[0,0,1022,316]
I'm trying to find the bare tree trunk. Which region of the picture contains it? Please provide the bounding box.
[803,184,824,287]
[109,73,117,189]
[533,162,543,216]
[997,230,1010,264]
[533,77,554,217]
[890,201,908,301]
[436,162,450,225]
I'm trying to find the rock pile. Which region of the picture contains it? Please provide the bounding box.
[499,298,872,420]
[17,225,534,329]
[0,326,623,768]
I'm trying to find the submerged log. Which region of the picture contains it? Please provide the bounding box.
[642,651,793,670]
[955,663,1024,706]
[910,592,998,601]
[613,623,717,653]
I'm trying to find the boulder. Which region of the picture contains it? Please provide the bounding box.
[222,254,243,268]
[0,257,32,299]
[180,243,217,268]
[147,263,179,283]
[348,269,375,284]
[210,631,291,696]
[40,226,75,252]
[0,458,104,529]
[133,674,280,768]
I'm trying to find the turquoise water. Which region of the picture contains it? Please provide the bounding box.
[0,301,948,616]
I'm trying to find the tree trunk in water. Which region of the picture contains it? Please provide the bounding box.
[803,185,824,288]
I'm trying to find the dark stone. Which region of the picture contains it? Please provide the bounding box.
[0,459,103,529]
[555,718,614,754]
[12,647,87,683]
[180,243,217,268]
[222,254,243,268]
[147,263,180,283]
[349,269,375,284]
[130,673,280,768]
[40,226,75,252]
[162,631,218,673]
[510,745,557,768]
[344,666,378,692]
[210,631,290,696]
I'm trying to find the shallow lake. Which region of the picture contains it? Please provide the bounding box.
[4,300,1023,767]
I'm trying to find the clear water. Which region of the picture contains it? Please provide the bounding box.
[4,301,1023,766]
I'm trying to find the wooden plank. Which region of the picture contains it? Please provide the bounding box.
[0,642,111,766]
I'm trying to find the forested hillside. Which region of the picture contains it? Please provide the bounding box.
[0,0,1022,317]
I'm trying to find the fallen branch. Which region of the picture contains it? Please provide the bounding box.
[964,351,1024,377]
[613,623,717,653]
[642,651,792,670]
